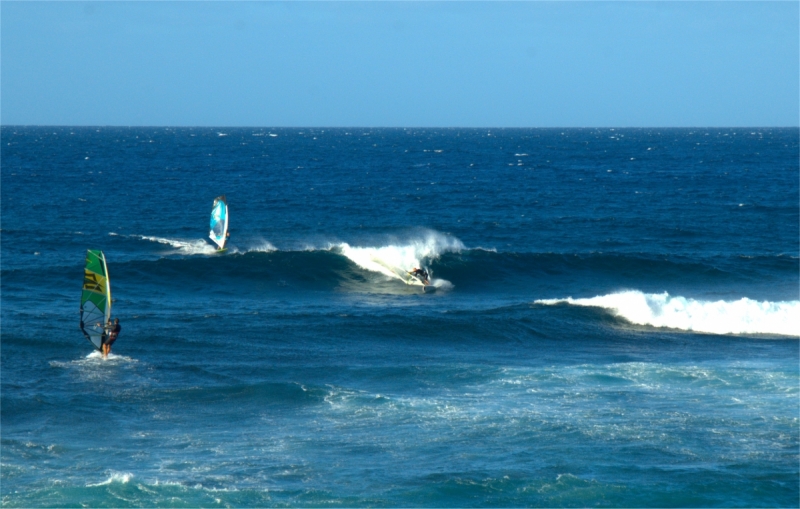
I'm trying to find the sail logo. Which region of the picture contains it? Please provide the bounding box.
[83,272,106,294]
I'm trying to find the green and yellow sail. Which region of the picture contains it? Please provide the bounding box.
[79,250,112,350]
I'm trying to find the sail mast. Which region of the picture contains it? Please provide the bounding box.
[102,251,112,324]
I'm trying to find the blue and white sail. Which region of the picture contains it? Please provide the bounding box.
[209,195,229,250]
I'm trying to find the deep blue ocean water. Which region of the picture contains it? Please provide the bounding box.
[1,126,798,507]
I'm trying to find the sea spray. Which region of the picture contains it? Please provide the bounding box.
[246,240,277,253]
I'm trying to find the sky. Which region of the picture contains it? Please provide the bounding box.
[1,1,798,127]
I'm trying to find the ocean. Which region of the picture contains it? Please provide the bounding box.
[1,126,798,507]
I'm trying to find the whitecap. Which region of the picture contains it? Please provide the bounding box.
[86,472,134,487]
[535,291,800,336]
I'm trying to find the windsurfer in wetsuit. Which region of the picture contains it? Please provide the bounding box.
[102,318,121,357]
[409,267,430,285]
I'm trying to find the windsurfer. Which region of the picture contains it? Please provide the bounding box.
[409,267,430,285]
[101,318,121,357]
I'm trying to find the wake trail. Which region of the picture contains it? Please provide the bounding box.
[134,235,220,255]
[126,234,277,255]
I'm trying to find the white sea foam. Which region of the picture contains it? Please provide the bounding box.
[535,291,800,336]
[50,352,137,369]
[84,351,136,362]
[431,279,454,291]
[86,472,134,487]
[332,231,463,284]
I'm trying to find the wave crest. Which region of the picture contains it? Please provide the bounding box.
[333,231,463,282]
[535,291,800,336]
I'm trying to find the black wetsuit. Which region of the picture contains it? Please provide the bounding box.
[104,323,121,346]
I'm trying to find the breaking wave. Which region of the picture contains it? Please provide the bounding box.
[331,231,464,284]
[535,291,800,336]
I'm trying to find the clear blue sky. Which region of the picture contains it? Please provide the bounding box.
[1,1,797,127]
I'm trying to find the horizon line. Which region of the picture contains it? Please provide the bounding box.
[2,124,799,130]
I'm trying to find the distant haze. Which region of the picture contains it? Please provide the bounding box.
[1,2,797,127]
